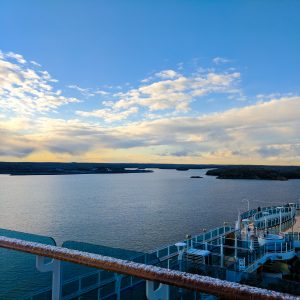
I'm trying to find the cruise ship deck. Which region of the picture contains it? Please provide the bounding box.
[1,203,299,299]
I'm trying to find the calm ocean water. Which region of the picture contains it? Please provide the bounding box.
[1,169,300,251]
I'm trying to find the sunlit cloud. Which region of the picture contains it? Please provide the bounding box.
[68,84,95,97]
[76,107,139,122]
[1,95,299,164]
[0,51,79,115]
[0,50,299,164]
[107,70,241,113]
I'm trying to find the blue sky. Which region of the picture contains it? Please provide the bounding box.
[0,1,300,164]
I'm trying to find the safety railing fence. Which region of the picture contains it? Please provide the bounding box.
[0,228,56,300]
[14,227,298,299]
[0,235,298,300]
[23,243,167,300]
[240,203,300,221]
[0,219,298,299]
[149,225,233,256]
[191,239,295,272]
[24,269,146,300]
[255,207,295,220]
[252,219,295,234]
[0,226,232,300]
[285,232,300,241]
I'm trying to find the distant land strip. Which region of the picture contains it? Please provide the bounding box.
[0,162,300,179]
[206,166,300,181]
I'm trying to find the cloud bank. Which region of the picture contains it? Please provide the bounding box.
[0,50,299,165]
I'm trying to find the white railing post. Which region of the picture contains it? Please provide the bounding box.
[220,238,224,268]
[36,256,61,300]
[114,274,123,300]
[98,284,101,300]
[146,281,170,300]
[78,276,82,294]
[234,234,238,259]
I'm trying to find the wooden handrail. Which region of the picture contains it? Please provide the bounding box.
[0,236,297,300]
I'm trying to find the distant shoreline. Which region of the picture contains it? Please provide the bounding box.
[9,170,154,176]
[0,162,215,176]
[206,166,300,181]
[1,162,300,178]
[7,168,154,176]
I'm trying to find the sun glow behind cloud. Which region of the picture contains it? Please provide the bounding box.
[0,50,299,165]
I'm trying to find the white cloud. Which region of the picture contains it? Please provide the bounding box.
[68,84,95,97]
[76,107,139,122]
[0,96,299,163]
[213,57,230,65]
[0,51,79,115]
[6,52,26,64]
[155,69,180,79]
[0,50,299,164]
[30,60,42,67]
[111,70,240,112]
[68,85,110,97]
[95,90,109,95]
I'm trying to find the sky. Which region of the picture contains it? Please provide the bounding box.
[0,1,300,165]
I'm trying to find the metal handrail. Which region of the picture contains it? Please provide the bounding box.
[0,236,297,300]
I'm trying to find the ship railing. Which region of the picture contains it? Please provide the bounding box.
[22,268,137,300]
[190,238,295,272]
[0,235,297,300]
[285,232,300,241]
[33,229,298,298]
[254,206,295,221]
[148,225,234,262]
[240,204,300,221]
[253,211,296,232]
[191,226,234,244]
[244,241,295,273]
[293,203,300,209]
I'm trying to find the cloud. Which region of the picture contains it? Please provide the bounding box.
[96,96,300,163]
[30,60,42,67]
[155,69,180,79]
[213,57,230,65]
[0,96,299,163]
[0,50,299,164]
[0,51,79,115]
[68,85,110,97]
[68,84,95,97]
[5,52,27,64]
[76,107,139,122]
[95,90,109,95]
[110,70,240,113]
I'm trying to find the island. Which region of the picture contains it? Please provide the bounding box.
[0,162,153,176]
[1,162,300,179]
[176,167,189,171]
[0,162,218,176]
[206,166,300,181]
